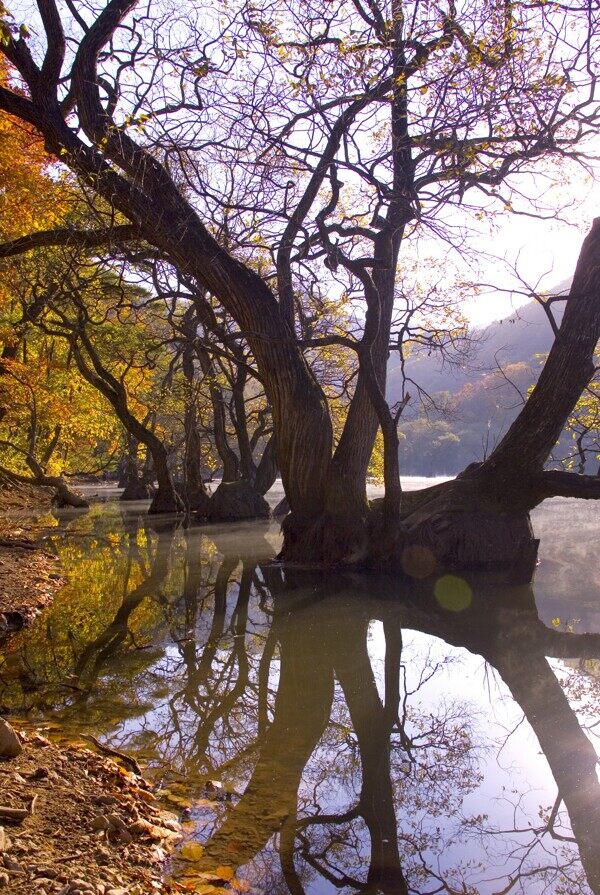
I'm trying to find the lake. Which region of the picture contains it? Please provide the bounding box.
[1,479,599,894]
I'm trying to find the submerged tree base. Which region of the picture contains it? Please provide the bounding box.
[280,474,541,584]
[120,480,154,501]
[203,479,271,522]
[148,488,184,515]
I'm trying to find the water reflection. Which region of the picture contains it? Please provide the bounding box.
[1,505,600,894]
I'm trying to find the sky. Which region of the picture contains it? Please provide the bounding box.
[461,169,600,327]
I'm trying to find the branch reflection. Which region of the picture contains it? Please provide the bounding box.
[2,509,600,894]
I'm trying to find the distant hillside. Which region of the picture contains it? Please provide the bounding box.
[388,284,571,475]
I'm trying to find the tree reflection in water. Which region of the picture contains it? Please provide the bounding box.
[2,505,600,894]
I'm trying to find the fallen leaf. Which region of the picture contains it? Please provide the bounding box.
[180,841,205,861]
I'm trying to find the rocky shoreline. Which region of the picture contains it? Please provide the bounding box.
[0,485,182,895]
[0,724,181,894]
[0,482,63,639]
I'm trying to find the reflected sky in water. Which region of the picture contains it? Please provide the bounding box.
[1,489,600,895]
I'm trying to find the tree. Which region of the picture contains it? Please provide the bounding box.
[0,54,71,423]
[24,261,186,512]
[562,354,600,475]
[1,0,599,569]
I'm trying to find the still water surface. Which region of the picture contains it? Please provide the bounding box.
[1,481,600,895]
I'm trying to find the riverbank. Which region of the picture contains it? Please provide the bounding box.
[0,725,181,894]
[0,485,187,895]
[0,481,64,636]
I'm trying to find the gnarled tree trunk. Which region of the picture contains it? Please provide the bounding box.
[68,333,182,514]
[390,219,600,575]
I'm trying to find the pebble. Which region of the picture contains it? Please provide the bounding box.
[95,847,111,865]
[0,874,8,888]
[35,867,58,879]
[105,815,133,844]
[0,827,10,853]
[96,796,118,807]
[70,879,95,892]
[0,718,22,758]
[3,855,23,871]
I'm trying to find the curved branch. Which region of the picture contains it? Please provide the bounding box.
[0,224,141,259]
[38,0,66,92]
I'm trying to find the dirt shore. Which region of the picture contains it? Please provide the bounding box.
[0,483,181,895]
[0,544,63,631]
[0,481,63,633]
[0,727,181,894]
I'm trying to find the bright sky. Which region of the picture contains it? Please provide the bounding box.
[462,169,600,327]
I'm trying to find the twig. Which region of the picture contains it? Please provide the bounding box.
[79,734,142,776]
[0,538,37,551]
[0,806,28,823]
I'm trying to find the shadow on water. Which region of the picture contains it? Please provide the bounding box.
[2,502,600,894]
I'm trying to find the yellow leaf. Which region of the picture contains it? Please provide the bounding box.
[551,617,561,627]
[180,842,205,861]
[215,866,235,881]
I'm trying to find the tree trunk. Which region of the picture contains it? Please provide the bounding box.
[0,342,19,425]
[388,219,600,574]
[0,284,57,423]
[2,461,89,509]
[230,363,258,484]
[182,404,211,512]
[194,341,274,517]
[20,451,89,508]
[477,218,600,494]
[120,436,152,500]
[326,260,399,518]
[49,475,90,508]
[254,434,278,496]
[180,322,211,513]
[68,336,182,514]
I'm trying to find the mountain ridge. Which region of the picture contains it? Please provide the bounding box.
[388,283,574,475]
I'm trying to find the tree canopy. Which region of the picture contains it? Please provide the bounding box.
[0,0,599,569]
